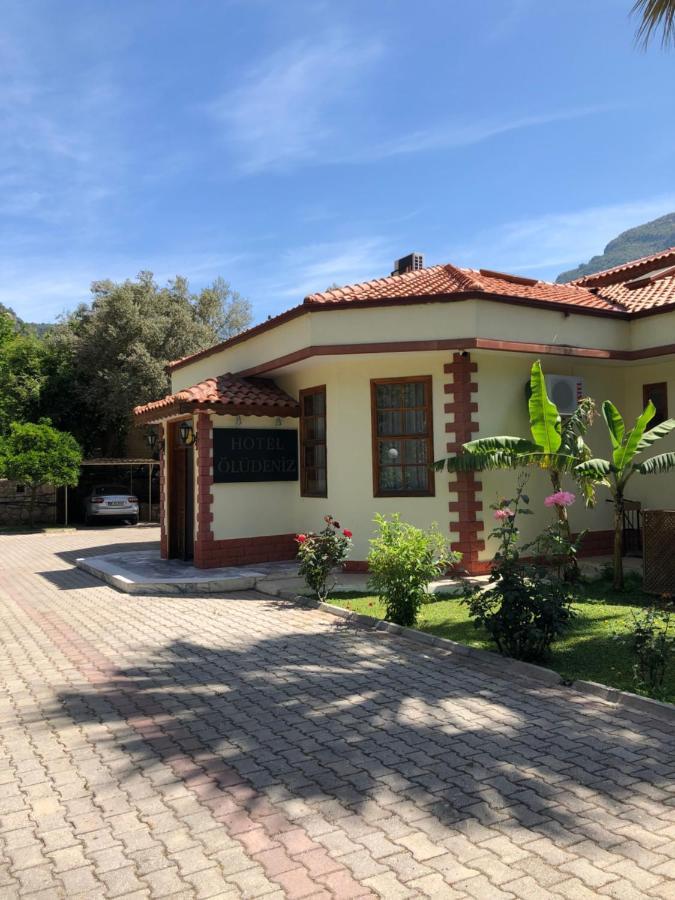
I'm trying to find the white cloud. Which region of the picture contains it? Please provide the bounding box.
[246,236,391,307]
[209,33,382,174]
[357,106,617,161]
[446,195,675,279]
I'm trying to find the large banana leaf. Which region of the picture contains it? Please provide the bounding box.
[635,451,675,475]
[462,436,540,454]
[636,417,675,451]
[602,401,625,451]
[528,361,561,454]
[575,458,613,478]
[440,450,519,472]
[613,401,655,471]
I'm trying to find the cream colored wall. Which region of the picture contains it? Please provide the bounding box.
[630,310,675,352]
[274,354,452,561]
[473,352,626,559]
[210,414,300,540]
[170,299,632,395]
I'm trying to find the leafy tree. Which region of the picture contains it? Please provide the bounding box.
[0,311,47,433]
[40,272,251,456]
[0,421,82,526]
[436,361,596,578]
[633,0,675,46]
[575,401,675,590]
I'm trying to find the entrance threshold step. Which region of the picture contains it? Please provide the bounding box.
[75,550,290,595]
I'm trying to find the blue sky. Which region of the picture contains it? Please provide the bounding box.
[2,0,675,324]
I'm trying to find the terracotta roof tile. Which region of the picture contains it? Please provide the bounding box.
[134,373,299,419]
[166,250,675,373]
[304,263,623,312]
[571,246,675,287]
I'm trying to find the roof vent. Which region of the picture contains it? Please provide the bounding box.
[392,252,424,276]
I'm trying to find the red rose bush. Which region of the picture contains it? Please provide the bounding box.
[295,515,353,601]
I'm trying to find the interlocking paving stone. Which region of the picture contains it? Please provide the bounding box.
[0,527,674,898]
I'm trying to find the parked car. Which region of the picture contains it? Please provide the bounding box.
[83,485,139,525]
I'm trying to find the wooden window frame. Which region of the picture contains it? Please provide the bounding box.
[643,382,668,427]
[299,385,327,498]
[371,375,435,498]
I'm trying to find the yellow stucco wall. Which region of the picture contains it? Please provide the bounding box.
[165,297,675,564]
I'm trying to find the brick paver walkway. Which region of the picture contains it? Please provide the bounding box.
[0,528,674,899]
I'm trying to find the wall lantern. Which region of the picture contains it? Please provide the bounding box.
[146,429,158,449]
[179,421,197,446]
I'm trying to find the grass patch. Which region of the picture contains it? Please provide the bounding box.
[327,580,674,704]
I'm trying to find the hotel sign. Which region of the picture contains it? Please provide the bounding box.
[213,428,299,483]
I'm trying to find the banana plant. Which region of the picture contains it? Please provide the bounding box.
[575,400,675,589]
[435,361,597,577]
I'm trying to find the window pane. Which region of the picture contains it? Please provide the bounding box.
[378,440,402,464]
[403,409,426,434]
[376,384,402,409]
[377,411,402,436]
[379,466,403,492]
[403,466,429,490]
[402,439,428,464]
[402,382,425,407]
[306,468,326,494]
[305,444,326,467]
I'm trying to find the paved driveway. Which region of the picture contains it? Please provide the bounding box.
[0,528,674,899]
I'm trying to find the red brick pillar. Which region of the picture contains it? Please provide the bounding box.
[444,353,486,573]
[194,413,214,568]
[159,424,168,559]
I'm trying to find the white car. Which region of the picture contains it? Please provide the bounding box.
[84,485,139,526]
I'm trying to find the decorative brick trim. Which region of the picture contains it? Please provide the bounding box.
[195,533,298,568]
[194,413,215,568]
[444,353,485,574]
[159,429,168,559]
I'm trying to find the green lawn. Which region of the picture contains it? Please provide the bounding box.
[328,579,674,703]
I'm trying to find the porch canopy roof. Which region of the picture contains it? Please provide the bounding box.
[133,373,300,425]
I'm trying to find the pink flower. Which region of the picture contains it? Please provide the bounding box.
[544,491,576,508]
[493,508,515,521]
[296,534,307,543]
[343,529,353,538]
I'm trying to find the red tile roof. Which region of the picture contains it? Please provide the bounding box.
[166,249,675,373]
[304,263,622,312]
[134,373,299,421]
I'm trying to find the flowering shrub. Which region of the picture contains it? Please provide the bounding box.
[464,476,575,662]
[544,490,576,508]
[367,514,461,627]
[296,515,352,601]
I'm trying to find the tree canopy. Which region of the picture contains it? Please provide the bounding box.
[39,272,252,456]
[0,420,82,525]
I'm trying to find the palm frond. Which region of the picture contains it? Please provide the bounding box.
[633,0,675,46]
[635,451,675,475]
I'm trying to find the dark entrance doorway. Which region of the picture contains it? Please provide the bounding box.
[168,422,194,561]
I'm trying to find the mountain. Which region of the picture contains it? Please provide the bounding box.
[0,303,51,337]
[556,212,675,283]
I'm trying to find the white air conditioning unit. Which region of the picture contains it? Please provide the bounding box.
[545,375,584,415]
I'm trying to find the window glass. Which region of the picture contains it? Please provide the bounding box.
[372,378,434,496]
[300,386,327,497]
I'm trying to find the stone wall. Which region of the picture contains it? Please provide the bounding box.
[0,481,57,526]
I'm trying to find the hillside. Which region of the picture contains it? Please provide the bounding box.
[0,303,51,337]
[556,212,675,283]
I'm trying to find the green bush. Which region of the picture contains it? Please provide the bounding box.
[465,477,575,662]
[628,606,674,698]
[367,514,459,627]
